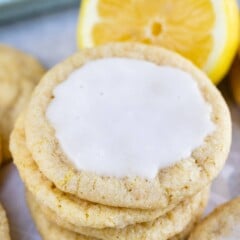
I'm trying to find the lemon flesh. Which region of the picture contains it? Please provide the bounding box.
[78,0,240,84]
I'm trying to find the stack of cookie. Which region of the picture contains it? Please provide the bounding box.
[10,43,231,240]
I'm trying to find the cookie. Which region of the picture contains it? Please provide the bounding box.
[0,44,45,161]
[27,191,97,240]
[11,113,207,229]
[189,197,240,240]
[24,43,231,209]
[0,203,10,240]
[169,219,199,240]
[26,187,209,240]
[26,191,204,240]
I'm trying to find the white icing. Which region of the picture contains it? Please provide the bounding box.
[46,58,215,179]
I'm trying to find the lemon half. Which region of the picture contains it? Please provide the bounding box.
[77,0,240,84]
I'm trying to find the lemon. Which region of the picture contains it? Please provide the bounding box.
[77,0,240,84]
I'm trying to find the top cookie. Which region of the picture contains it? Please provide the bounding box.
[24,43,231,209]
[0,44,45,161]
[189,197,240,240]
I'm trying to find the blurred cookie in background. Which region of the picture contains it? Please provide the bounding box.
[0,203,10,240]
[0,44,45,163]
[189,197,240,240]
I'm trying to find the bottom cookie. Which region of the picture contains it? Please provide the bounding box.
[27,189,208,240]
[189,197,240,240]
[0,203,11,240]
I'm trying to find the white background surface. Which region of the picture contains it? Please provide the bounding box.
[0,4,240,240]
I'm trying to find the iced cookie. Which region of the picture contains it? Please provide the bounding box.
[0,203,10,240]
[189,197,240,240]
[0,44,45,161]
[27,191,206,240]
[23,43,231,209]
[10,113,208,229]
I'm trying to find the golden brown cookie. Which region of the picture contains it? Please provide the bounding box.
[0,44,45,162]
[24,43,231,209]
[189,197,240,240]
[0,203,11,240]
[26,190,206,240]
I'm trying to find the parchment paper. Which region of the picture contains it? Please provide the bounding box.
[0,6,239,240]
